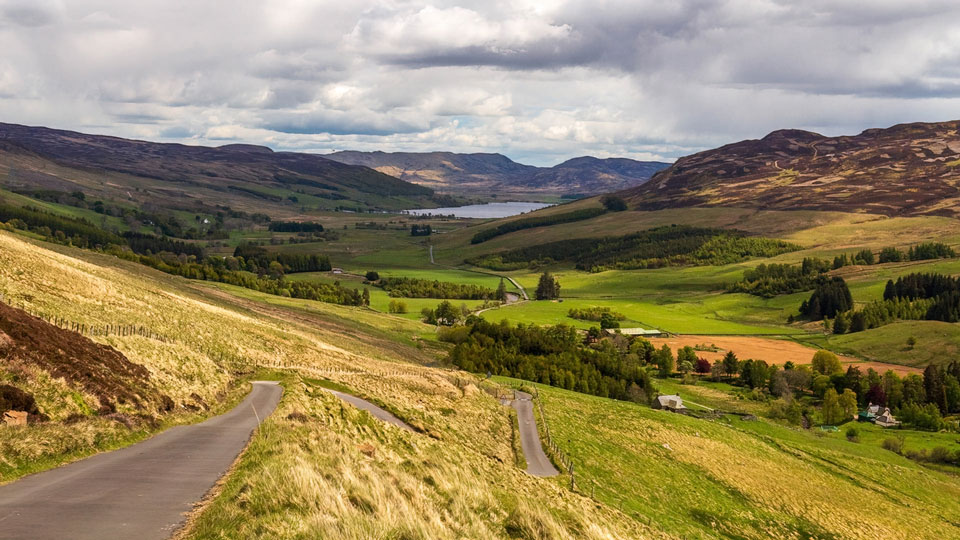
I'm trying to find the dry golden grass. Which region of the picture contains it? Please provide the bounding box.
[0,231,665,537]
[186,374,665,540]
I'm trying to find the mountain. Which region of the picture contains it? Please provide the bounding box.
[326,150,670,195]
[0,123,435,217]
[623,120,960,217]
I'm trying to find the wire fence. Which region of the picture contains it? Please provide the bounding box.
[1,294,174,343]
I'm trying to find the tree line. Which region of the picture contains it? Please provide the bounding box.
[410,224,432,236]
[735,243,957,299]
[448,317,656,403]
[469,225,798,272]
[813,272,960,334]
[470,207,607,244]
[730,257,832,297]
[106,246,368,306]
[233,243,332,274]
[374,276,495,299]
[268,221,324,233]
[0,203,369,307]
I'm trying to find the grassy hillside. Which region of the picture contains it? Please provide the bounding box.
[0,231,653,538]
[527,379,960,539]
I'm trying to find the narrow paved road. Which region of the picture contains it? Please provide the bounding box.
[511,391,559,477]
[325,389,415,432]
[0,381,282,540]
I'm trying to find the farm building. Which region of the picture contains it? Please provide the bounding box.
[619,327,664,337]
[653,395,686,412]
[858,403,900,427]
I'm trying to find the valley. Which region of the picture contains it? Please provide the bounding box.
[3,120,960,539]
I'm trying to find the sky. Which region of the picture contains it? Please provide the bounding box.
[2,0,960,166]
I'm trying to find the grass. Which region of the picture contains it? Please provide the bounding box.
[184,373,648,539]
[520,378,960,539]
[818,320,960,368]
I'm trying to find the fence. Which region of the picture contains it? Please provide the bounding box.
[0,294,173,343]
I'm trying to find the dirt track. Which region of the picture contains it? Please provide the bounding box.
[648,335,921,375]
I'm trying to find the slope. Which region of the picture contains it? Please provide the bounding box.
[0,122,435,217]
[624,120,960,217]
[0,230,648,538]
[327,150,669,195]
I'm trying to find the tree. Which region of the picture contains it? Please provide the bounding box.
[903,374,925,405]
[535,271,561,300]
[267,260,284,279]
[656,345,674,378]
[924,364,948,413]
[495,278,508,303]
[388,300,408,314]
[832,312,849,334]
[812,374,831,398]
[600,195,628,212]
[695,357,712,374]
[710,360,724,382]
[821,388,843,425]
[844,365,862,402]
[361,288,370,306]
[599,312,620,329]
[365,271,380,281]
[433,301,460,326]
[883,370,904,409]
[811,350,843,376]
[839,389,858,420]
[722,351,739,378]
[944,374,960,413]
[800,277,852,320]
[677,346,698,368]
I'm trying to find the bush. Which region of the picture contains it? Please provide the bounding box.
[845,426,859,442]
[881,437,903,454]
[387,300,408,314]
[600,195,628,212]
[365,271,380,281]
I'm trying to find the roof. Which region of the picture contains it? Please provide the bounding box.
[619,327,663,336]
[656,395,685,409]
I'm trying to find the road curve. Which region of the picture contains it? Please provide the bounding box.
[324,389,414,432]
[511,391,559,477]
[0,381,283,540]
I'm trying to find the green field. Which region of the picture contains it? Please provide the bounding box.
[513,378,960,539]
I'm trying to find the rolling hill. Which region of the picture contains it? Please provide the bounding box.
[623,120,960,217]
[326,150,669,196]
[0,123,437,217]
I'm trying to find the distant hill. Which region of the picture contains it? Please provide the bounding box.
[0,123,435,217]
[326,150,670,195]
[623,120,960,218]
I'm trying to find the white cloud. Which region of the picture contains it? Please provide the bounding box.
[1,0,959,165]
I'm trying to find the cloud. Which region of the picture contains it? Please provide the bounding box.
[0,0,959,165]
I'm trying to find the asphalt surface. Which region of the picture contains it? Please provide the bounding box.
[511,391,559,477]
[0,381,282,540]
[325,389,414,432]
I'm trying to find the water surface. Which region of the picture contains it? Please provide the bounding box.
[405,201,552,219]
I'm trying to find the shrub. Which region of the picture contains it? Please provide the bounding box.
[881,437,903,454]
[845,426,859,442]
[365,271,380,281]
[600,195,628,212]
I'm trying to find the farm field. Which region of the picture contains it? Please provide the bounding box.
[647,335,922,375]
[486,295,802,334]
[524,379,960,540]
